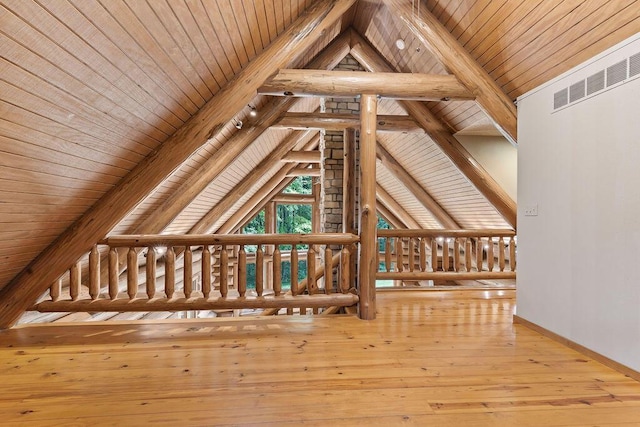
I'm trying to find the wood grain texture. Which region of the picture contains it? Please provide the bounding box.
[2,290,640,425]
[0,0,355,329]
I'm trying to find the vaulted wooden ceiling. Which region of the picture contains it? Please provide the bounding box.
[0,0,638,309]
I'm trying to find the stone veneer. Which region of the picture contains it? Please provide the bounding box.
[322,55,364,234]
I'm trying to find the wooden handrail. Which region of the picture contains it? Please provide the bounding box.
[100,233,359,247]
[377,229,515,238]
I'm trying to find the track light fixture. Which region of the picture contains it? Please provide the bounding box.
[248,105,257,117]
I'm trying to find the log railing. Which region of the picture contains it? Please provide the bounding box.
[376,229,516,281]
[33,234,359,314]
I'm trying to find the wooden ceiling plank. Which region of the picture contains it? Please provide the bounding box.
[376,185,422,229]
[259,69,473,100]
[0,0,355,329]
[349,30,516,229]
[377,144,460,229]
[274,112,423,132]
[383,0,517,145]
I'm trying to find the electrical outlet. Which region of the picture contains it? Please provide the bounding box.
[524,204,538,216]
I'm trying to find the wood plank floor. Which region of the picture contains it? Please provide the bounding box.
[1,290,639,426]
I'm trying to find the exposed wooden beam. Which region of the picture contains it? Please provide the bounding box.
[376,202,407,229]
[274,112,422,133]
[286,167,321,177]
[94,30,352,286]
[281,150,322,163]
[377,144,460,229]
[376,185,422,229]
[259,69,473,101]
[359,94,377,320]
[383,0,517,144]
[272,193,316,204]
[349,31,517,229]
[190,132,317,235]
[0,0,355,329]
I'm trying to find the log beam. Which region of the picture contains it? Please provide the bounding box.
[358,94,377,320]
[286,167,321,177]
[377,144,460,229]
[281,150,322,163]
[343,128,357,234]
[259,69,473,101]
[0,0,355,329]
[382,0,517,144]
[274,112,422,133]
[271,193,316,204]
[349,31,517,228]
[376,185,422,229]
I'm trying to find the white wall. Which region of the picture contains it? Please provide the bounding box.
[518,34,640,372]
[456,134,517,202]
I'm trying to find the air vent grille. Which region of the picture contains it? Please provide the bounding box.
[586,70,605,95]
[630,52,640,77]
[606,60,627,87]
[569,80,585,102]
[554,89,568,109]
[553,51,639,110]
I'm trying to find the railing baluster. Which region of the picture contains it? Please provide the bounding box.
[202,245,211,298]
[219,245,228,298]
[408,238,415,272]
[127,247,138,299]
[395,237,403,272]
[385,237,391,272]
[89,245,100,300]
[184,246,193,298]
[476,238,483,272]
[50,277,61,302]
[487,237,494,272]
[291,246,298,296]
[465,238,472,272]
[146,247,156,299]
[340,245,350,293]
[273,246,281,296]
[431,239,438,272]
[255,245,264,296]
[325,246,333,294]
[109,247,118,300]
[419,238,426,272]
[70,261,80,301]
[237,245,246,297]
[307,246,317,294]
[453,238,460,272]
[499,238,506,272]
[509,237,517,271]
[165,246,176,299]
[443,238,450,272]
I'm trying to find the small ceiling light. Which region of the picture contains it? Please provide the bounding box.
[395,38,406,50]
[249,105,257,117]
[234,119,243,130]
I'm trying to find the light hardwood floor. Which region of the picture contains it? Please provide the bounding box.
[1,290,639,426]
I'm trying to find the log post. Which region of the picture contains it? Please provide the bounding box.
[165,246,176,299]
[184,246,193,298]
[325,246,333,294]
[108,247,118,300]
[50,278,61,303]
[291,247,299,296]
[273,246,282,296]
[510,237,517,272]
[219,245,228,298]
[255,245,264,296]
[146,248,156,299]
[202,245,211,298]
[237,245,246,297]
[127,248,138,299]
[307,246,317,294]
[465,239,473,272]
[358,94,377,320]
[69,261,80,301]
[89,245,100,300]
